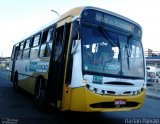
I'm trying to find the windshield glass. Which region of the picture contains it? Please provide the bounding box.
[81,24,144,78]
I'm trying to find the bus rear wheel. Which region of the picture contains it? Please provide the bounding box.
[35,78,47,111]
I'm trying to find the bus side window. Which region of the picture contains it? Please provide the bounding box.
[11,46,16,60]
[17,42,24,60]
[47,28,53,52]
[40,28,53,57]
[54,31,63,61]
[22,39,31,59]
[30,34,41,59]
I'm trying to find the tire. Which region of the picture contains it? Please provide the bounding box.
[35,78,47,111]
[13,72,19,92]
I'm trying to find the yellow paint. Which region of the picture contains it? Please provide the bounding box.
[57,100,62,109]
[18,75,36,95]
[70,87,87,111]
[57,7,83,22]
[85,88,146,112]
[57,17,72,28]
[56,7,83,28]
[26,77,36,94]
[61,84,72,111]
[69,87,146,112]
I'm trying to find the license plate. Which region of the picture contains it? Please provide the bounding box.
[114,99,126,105]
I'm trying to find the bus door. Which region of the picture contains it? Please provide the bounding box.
[47,23,71,108]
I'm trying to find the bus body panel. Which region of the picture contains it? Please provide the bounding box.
[69,87,87,111]
[61,85,72,111]
[14,57,49,94]
[69,87,146,112]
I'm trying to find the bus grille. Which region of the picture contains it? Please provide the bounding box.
[86,84,143,96]
[90,102,139,108]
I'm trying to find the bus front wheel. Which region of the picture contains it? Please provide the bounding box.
[35,78,47,111]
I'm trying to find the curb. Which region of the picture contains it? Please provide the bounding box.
[146,93,160,99]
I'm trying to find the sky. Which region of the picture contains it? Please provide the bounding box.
[0,0,160,57]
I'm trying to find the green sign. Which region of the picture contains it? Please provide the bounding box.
[92,76,103,84]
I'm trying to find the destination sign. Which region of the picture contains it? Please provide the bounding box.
[81,9,142,37]
[95,12,134,32]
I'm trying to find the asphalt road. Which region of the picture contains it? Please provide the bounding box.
[0,70,160,124]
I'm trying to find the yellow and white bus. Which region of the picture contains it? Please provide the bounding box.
[9,6,146,112]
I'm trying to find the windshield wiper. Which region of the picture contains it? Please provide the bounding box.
[98,26,116,47]
[126,35,132,70]
[126,45,130,69]
[117,36,124,75]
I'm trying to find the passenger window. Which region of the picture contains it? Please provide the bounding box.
[40,44,50,57]
[48,42,52,51]
[30,34,41,59]
[22,39,31,59]
[23,49,30,59]
[12,44,19,60]
[46,28,53,42]
[47,28,53,52]
[24,39,31,49]
[20,42,24,50]
[41,31,48,44]
[11,46,16,60]
[40,28,53,57]
[17,51,22,60]
[33,34,40,47]
[30,46,39,59]
[54,30,63,61]
[17,42,24,59]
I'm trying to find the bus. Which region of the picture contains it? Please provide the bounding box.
[9,6,146,112]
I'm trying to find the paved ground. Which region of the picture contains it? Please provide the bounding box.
[146,81,160,99]
[0,69,160,124]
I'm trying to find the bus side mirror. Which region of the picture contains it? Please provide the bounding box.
[71,40,80,54]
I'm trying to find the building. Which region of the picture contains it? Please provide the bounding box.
[145,48,160,83]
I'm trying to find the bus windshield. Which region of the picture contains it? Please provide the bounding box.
[81,24,144,78]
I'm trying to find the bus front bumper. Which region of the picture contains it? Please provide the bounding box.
[70,87,146,112]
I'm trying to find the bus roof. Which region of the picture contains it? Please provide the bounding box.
[57,6,142,28]
[15,6,142,45]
